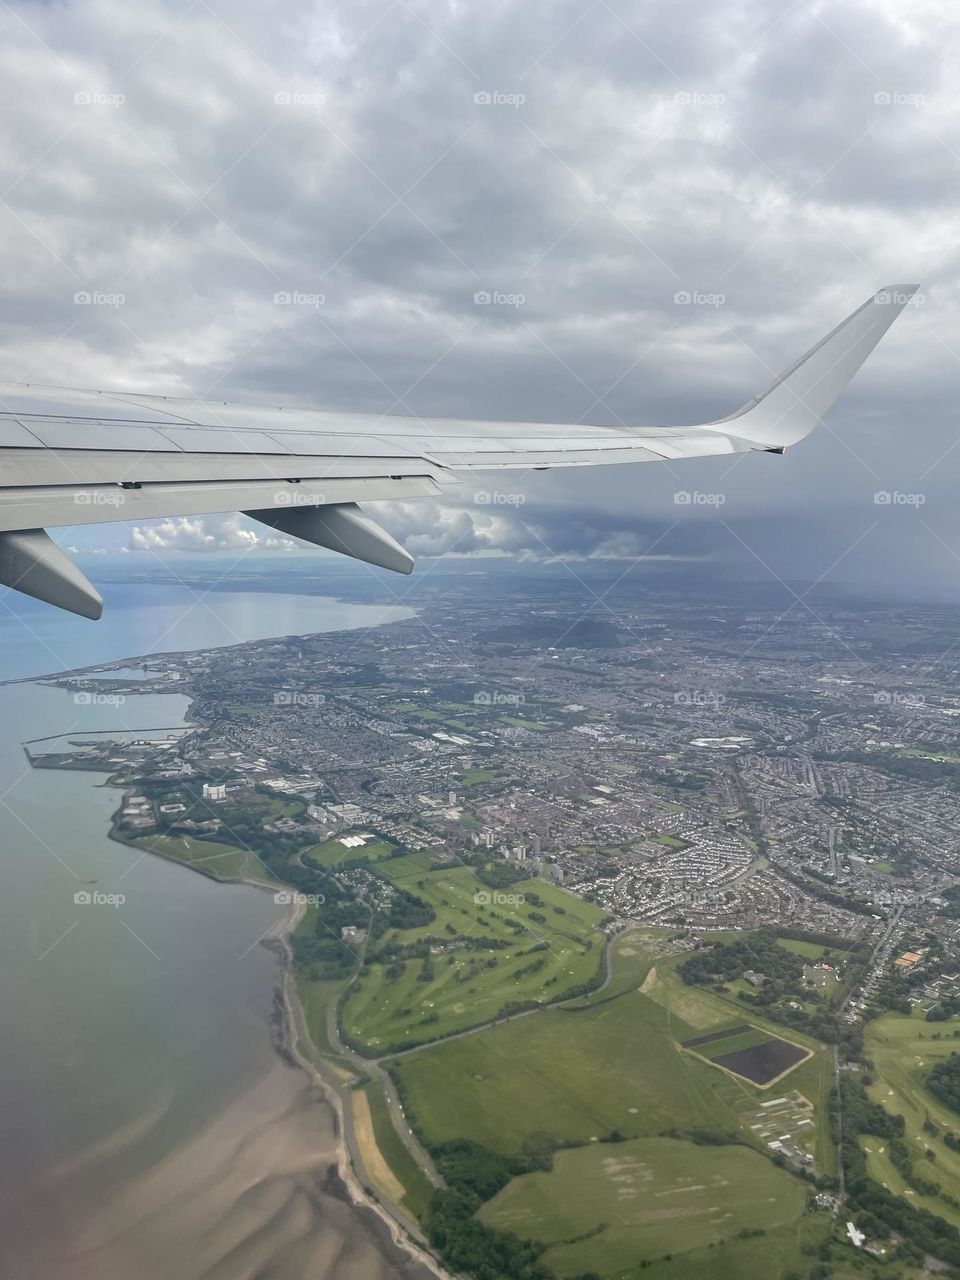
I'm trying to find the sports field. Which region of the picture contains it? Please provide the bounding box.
[341,854,606,1052]
[304,836,396,868]
[479,1136,806,1275]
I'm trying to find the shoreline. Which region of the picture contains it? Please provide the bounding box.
[90,747,454,1279]
[273,897,453,1280]
[16,661,452,1280]
[0,590,417,689]
[103,843,454,1280]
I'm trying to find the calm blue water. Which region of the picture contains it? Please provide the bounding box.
[0,583,417,1280]
[0,579,414,681]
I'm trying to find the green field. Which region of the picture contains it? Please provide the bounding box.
[864,1010,960,1225]
[391,947,831,1164]
[461,768,497,785]
[688,1025,772,1058]
[391,985,726,1152]
[776,937,840,961]
[305,837,396,868]
[362,1083,435,1220]
[340,856,605,1052]
[479,1136,806,1276]
[127,831,277,882]
[585,927,668,1002]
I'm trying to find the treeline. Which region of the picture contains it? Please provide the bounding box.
[774,926,859,953]
[678,931,804,988]
[475,860,529,889]
[427,1190,552,1280]
[424,1135,569,1280]
[817,747,960,791]
[927,1054,960,1114]
[680,930,859,1046]
[385,888,435,931]
[775,865,878,917]
[834,1077,960,1267]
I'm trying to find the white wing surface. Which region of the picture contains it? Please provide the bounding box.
[0,284,918,618]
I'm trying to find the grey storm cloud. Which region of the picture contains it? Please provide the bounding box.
[3,0,960,595]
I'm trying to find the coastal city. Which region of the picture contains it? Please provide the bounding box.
[22,569,960,1280]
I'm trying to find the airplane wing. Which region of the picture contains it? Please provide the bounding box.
[0,284,917,619]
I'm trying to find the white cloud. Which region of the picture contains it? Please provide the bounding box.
[3,0,960,590]
[128,514,295,553]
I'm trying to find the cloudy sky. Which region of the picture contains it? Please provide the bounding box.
[3,0,960,595]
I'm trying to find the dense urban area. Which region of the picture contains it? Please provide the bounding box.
[25,566,960,1280]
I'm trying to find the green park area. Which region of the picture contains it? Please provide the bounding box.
[863,1010,960,1226]
[304,836,396,867]
[125,830,277,883]
[384,930,838,1278]
[390,934,830,1161]
[340,853,606,1053]
[479,1136,806,1278]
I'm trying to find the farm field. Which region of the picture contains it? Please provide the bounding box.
[682,1024,811,1086]
[340,854,606,1052]
[864,1009,960,1225]
[478,1136,806,1276]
